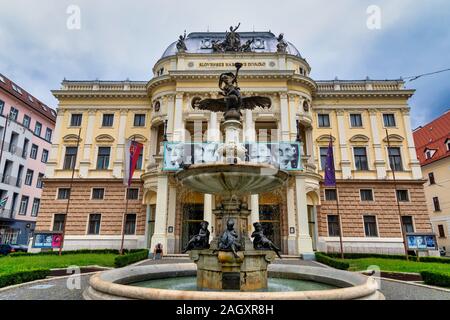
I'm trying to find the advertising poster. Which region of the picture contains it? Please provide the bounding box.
[33,233,63,249]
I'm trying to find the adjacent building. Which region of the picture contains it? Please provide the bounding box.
[36,30,433,256]
[413,110,450,256]
[0,73,56,245]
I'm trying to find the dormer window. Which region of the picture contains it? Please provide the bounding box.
[424,148,436,160]
[446,139,450,152]
[28,95,34,102]
[11,83,22,94]
[0,75,5,83]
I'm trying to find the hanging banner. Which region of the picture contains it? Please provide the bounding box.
[163,142,302,171]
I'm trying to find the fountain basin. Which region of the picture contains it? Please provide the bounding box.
[83,263,384,300]
[175,163,289,197]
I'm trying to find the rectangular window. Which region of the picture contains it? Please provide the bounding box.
[350,114,363,127]
[383,114,396,127]
[360,189,374,201]
[102,114,114,127]
[30,144,38,159]
[433,197,441,211]
[63,147,78,170]
[22,138,29,158]
[36,173,44,189]
[364,216,378,237]
[45,128,52,142]
[53,214,66,232]
[9,107,18,121]
[327,215,340,237]
[19,196,29,215]
[31,198,40,217]
[396,190,409,202]
[92,188,105,200]
[57,188,70,200]
[88,214,101,235]
[25,169,34,186]
[428,172,435,185]
[401,216,414,234]
[388,147,403,171]
[23,115,31,128]
[127,188,139,200]
[0,100,4,114]
[134,114,146,127]
[438,225,446,238]
[70,114,82,127]
[354,147,369,171]
[320,147,328,170]
[136,152,143,170]
[325,189,337,201]
[41,149,49,163]
[34,122,42,136]
[125,214,137,235]
[318,114,330,128]
[96,147,110,170]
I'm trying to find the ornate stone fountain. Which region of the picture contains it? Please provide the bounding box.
[176,63,288,291]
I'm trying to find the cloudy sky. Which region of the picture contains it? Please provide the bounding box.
[0,0,449,127]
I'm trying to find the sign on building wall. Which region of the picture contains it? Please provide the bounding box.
[163,142,302,171]
[32,232,62,248]
[406,233,437,251]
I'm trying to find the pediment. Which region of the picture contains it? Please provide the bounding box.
[383,134,404,143]
[316,135,336,143]
[95,134,115,143]
[127,134,147,143]
[349,134,370,143]
[63,134,82,143]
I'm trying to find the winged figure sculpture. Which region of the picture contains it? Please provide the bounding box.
[191,62,271,121]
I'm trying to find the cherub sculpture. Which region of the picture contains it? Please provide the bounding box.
[182,221,210,252]
[251,222,282,258]
[191,62,271,121]
[217,219,241,258]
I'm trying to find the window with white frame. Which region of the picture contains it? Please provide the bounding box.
[23,115,31,128]
[30,144,38,159]
[363,215,378,237]
[388,147,403,171]
[19,196,29,215]
[125,213,137,235]
[88,214,101,235]
[350,114,363,127]
[318,114,330,128]
[41,149,49,163]
[45,128,52,142]
[9,107,18,121]
[353,147,369,170]
[31,198,40,217]
[34,122,42,136]
[401,216,414,234]
[383,113,396,127]
[360,189,374,201]
[327,215,340,237]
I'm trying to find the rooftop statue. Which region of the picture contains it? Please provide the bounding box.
[276,33,288,53]
[191,62,271,121]
[212,23,254,53]
[176,30,187,52]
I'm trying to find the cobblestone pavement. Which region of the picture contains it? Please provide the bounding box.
[0,258,449,300]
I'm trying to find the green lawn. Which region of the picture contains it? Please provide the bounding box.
[0,254,117,275]
[342,258,450,275]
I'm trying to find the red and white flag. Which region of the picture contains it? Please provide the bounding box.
[124,140,143,187]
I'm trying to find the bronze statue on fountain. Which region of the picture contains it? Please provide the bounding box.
[191,62,271,121]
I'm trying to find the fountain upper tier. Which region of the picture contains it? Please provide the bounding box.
[176,163,289,197]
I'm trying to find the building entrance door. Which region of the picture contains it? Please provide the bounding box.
[181,204,204,250]
[307,205,317,251]
[147,205,156,248]
[259,205,281,250]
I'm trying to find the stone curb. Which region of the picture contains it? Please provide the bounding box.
[378,277,450,293]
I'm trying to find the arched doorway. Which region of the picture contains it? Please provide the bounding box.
[307,191,320,251]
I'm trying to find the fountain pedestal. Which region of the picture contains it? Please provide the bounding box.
[190,249,275,291]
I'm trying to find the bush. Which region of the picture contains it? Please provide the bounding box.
[315,252,349,270]
[324,252,409,260]
[418,256,450,264]
[8,248,144,257]
[0,269,50,288]
[114,249,149,268]
[421,271,450,288]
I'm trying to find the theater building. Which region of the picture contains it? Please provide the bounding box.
[36,29,433,256]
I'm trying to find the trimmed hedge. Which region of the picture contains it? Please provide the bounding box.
[315,252,349,270]
[114,249,149,268]
[418,256,450,264]
[323,252,450,264]
[8,248,143,257]
[421,271,450,288]
[0,269,50,288]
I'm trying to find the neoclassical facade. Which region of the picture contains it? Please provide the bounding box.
[36,31,432,256]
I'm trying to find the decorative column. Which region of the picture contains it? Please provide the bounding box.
[166,185,177,254]
[166,95,175,141]
[288,94,298,142]
[150,174,169,253]
[173,93,184,141]
[204,194,214,241]
[286,181,298,255]
[47,109,65,177]
[78,110,95,177]
[113,109,128,178]
[279,93,290,141]
[401,108,422,179]
[336,110,352,178]
[295,175,314,259]
[369,109,387,179]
